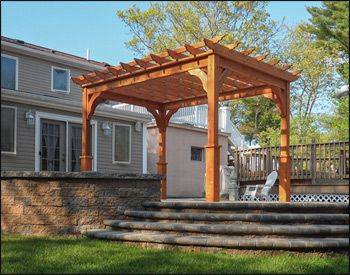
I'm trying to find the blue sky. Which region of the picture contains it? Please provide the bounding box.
[1,1,322,66]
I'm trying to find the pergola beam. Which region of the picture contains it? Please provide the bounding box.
[219,58,286,89]
[99,90,161,110]
[203,38,298,82]
[163,85,273,110]
[86,57,209,94]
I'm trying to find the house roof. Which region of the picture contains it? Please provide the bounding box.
[72,35,301,112]
[1,36,110,67]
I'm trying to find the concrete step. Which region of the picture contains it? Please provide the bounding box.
[84,229,349,250]
[124,210,349,224]
[143,201,350,214]
[104,220,349,238]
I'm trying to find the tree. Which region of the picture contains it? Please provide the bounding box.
[116,1,286,57]
[302,1,349,142]
[279,23,338,143]
[303,1,349,51]
[229,96,280,146]
[319,96,349,142]
[302,1,349,79]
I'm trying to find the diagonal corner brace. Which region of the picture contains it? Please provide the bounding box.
[188,68,208,92]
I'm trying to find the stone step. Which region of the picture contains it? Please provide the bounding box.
[104,220,349,238]
[143,201,349,214]
[124,210,349,224]
[84,229,349,250]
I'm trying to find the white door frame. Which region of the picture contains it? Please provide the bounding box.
[35,111,97,171]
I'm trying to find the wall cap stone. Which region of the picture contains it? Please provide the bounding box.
[1,171,166,180]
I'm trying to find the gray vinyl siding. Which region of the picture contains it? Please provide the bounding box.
[2,50,96,102]
[94,116,143,173]
[1,47,145,173]
[1,101,36,171]
[1,101,144,173]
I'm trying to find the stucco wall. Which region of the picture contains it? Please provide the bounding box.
[147,122,230,197]
[1,171,162,235]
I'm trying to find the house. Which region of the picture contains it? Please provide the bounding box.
[1,36,151,173]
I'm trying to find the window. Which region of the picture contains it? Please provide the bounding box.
[113,123,131,163]
[1,105,17,154]
[191,147,203,161]
[51,66,70,92]
[1,54,18,90]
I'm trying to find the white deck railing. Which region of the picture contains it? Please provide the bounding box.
[112,103,247,149]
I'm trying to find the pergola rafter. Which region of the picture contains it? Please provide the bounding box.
[72,35,301,202]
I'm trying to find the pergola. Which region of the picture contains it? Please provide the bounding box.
[72,35,301,202]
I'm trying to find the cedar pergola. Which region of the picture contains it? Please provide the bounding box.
[72,35,301,202]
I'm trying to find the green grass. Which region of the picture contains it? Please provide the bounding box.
[1,234,349,274]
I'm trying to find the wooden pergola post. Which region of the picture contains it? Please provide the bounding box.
[147,107,178,200]
[157,109,167,200]
[205,55,221,202]
[279,83,291,201]
[81,88,93,171]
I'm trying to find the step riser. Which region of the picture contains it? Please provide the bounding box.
[127,217,349,225]
[124,212,349,225]
[107,227,349,239]
[84,201,350,251]
[85,229,349,251]
[105,220,349,238]
[146,207,349,214]
[143,202,350,215]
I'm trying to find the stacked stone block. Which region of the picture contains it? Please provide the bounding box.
[1,172,162,235]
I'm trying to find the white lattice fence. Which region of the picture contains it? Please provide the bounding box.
[240,194,349,203]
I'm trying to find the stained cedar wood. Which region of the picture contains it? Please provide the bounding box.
[72,36,301,202]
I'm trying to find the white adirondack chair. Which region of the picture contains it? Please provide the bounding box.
[242,171,278,201]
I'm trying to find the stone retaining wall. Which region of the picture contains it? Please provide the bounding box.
[1,171,163,235]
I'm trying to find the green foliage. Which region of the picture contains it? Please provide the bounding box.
[303,1,349,53]
[116,1,286,57]
[258,126,281,146]
[290,116,322,144]
[319,96,349,142]
[2,234,349,274]
[281,23,338,120]
[302,1,349,81]
[230,96,280,145]
[301,1,349,143]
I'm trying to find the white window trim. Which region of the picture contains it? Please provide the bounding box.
[35,112,97,171]
[112,122,132,164]
[51,66,70,93]
[1,54,19,90]
[142,122,148,173]
[1,105,17,155]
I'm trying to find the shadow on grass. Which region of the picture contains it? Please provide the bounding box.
[1,235,349,274]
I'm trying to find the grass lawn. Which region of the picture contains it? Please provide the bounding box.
[1,234,349,274]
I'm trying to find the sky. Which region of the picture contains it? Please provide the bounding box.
[1,1,323,66]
